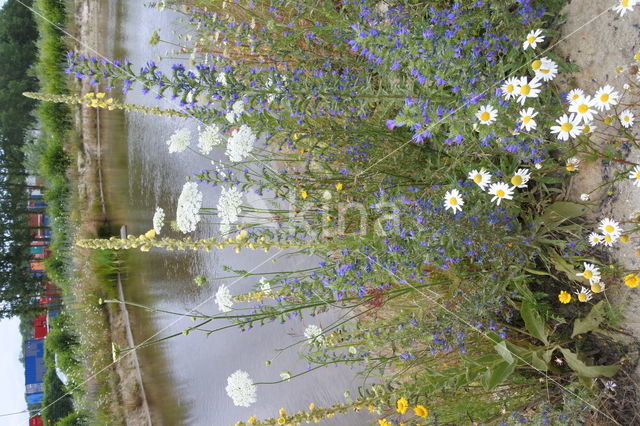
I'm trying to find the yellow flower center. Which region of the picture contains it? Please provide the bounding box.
[600,93,609,102]
[591,283,602,293]
[511,175,523,187]
[624,116,630,122]
[571,94,580,100]
[496,189,505,197]
[578,293,587,302]
[561,122,573,132]
[582,125,591,133]
[540,68,550,74]
[593,236,600,243]
[527,36,536,43]
[473,174,482,184]
[583,270,593,279]
[622,0,629,7]
[566,164,575,171]
[605,225,614,233]
[635,52,640,61]
[506,84,514,93]
[636,172,640,179]
[520,85,531,95]
[531,59,542,70]
[449,197,458,206]
[578,104,588,114]
[604,116,613,125]
[605,235,612,243]
[480,111,491,121]
[523,115,531,124]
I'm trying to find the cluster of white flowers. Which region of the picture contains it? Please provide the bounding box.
[176,182,203,233]
[259,277,271,295]
[215,284,234,312]
[197,124,223,155]
[166,128,191,153]
[225,370,257,407]
[225,124,256,162]
[303,324,324,345]
[152,207,165,234]
[216,186,243,234]
[225,100,245,123]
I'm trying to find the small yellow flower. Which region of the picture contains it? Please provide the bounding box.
[635,52,640,62]
[326,412,334,418]
[558,290,571,304]
[308,403,315,411]
[621,234,630,243]
[624,273,640,288]
[367,405,376,413]
[378,420,392,426]
[144,229,157,239]
[335,183,343,191]
[247,415,256,425]
[279,408,287,417]
[396,397,409,414]
[276,417,286,425]
[301,190,308,199]
[414,405,428,418]
[326,215,332,221]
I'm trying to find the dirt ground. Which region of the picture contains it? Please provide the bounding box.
[555,0,640,377]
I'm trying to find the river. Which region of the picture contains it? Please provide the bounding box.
[96,1,372,424]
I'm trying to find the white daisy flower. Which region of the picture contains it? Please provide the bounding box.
[588,233,603,246]
[575,286,593,303]
[519,108,538,131]
[533,57,558,82]
[619,110,635,128]
[629,165,640,187]
[488,182,514,205]
[515,76,542,105]
[576,262,601,285]
[523,29,544,50]
[581,123,597,134]
[215,284,234,312]
[593,85,620,111]
[566,157,580,172]
[569,95,597,123]
[152,207,165,235]
[599,218,621,236]
[225,370,257,407]
[443,189,464,214]
[613,0,638,16]
[176,182,203,233]
[166,128,191,153]
[602,233,619,247]
[476,105,498,125]
[591,281,606,294]
[567,88,585,103]
[468,169,492,190]
[510,168,531,188]
[501,77,519,101]
[304,324,325,345]
[550,114,583,141]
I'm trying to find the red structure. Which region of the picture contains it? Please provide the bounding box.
[33,315,47,339]
[29,415,43,426]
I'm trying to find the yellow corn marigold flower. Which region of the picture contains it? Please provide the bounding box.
[301,190,308,199]
[621,234,630,243]
[335,183,343,191]
[396,397,409,414]
[378,420,392,426]
[558,290,571,304]
[247,415,256,425]
[414,405,428,418]
[625,273,640,288]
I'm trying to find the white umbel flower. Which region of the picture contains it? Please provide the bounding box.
[629,165,640,187]
[515,76,542,105]
[216,72,228,86]
[510,168,531,189]
[443,189,464,214]
[176,182,203,233]
[468,169,492,190]
[259,277,271,295]
[304,324,324,344]
[523,29,544,50]
[475,105,498,125]
[501,77,519,101]
[225,100,245,123]
[226,124,256,162]
[619,110,635,128]
[550,114,583,141]
[167,128,191,153]
[225,370,257,407]
[152,207,165,234]
[576,262,601,285]
[569,95,597,123]
[599,218,621,237]
[197,124,223,154]
[215,284,234,312]
[488,182,514,205]
[217,186,243,231]
[593,85,619,111]
[519,108,538,131]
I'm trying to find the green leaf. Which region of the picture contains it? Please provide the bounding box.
[572,300,608,338]
[549,251,579,281]
[494,341,514,364]
[559,348,619,378]
[521,300,549,345]
[541,201,588,224]
[482,361,516,390]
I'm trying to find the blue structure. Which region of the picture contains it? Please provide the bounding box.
[24,339,45,393]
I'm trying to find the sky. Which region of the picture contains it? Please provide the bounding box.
[0,317,29,426]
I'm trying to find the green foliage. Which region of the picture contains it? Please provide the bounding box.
[41,343,74,424]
